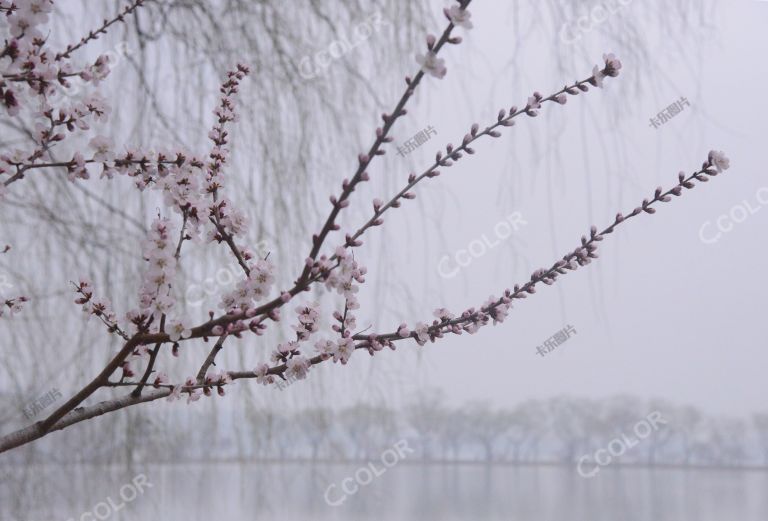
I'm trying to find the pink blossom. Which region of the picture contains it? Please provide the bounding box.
[18,0,53,25]
[166,385,182,402]
[187,389,202,403]
[434,308,455,321]
[527,95,542,109]
[416,52,447,79]
[709,150,730,172]
[168,320,192,342]
[286,356,311,380]
[9,14,41,40]
[254,363,274,385]
[67,152,88,182]
[315,339,336,359]
[184,377,202,403]
[89,136,113,161]
[592,66,605,88]
[602,53,622,77]
[414,322,430,345]
[397,323,410,338]
[447,5,473,29]
[137,217,177,318]
[334,337,355,364]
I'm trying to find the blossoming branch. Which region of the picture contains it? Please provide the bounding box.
[0,0,731,454]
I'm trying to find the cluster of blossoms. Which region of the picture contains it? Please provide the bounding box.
[154,152,207,214]
[305,248,367,365]
[253,363,275,386]
[253,301,320,385]
[592,53,622,88]
[416,4,473,79]
[381,147,733,350]
[219,258,276,312]
[0,0,54,115]
[201,370,232,397]
[73,278,120,333]
[293,301,320,340]
[324,247,366,302]
[393,296,509,347]
[164,370,233,404]
[135,217,178,321]
[0,0,738,461]
[0,0,124,193]
[0,295,27,318]
[3,0,53,41]
[213,5,637,394]
[202,65,258,278]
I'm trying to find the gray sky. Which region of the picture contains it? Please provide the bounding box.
[3,0,764,424]
[274,0,768,417]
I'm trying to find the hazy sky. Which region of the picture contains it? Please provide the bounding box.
[4,0,764,425]
[267,0,768,418]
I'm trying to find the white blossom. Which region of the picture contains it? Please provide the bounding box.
[709,150,730,173]
[416,52,447,79]
[447,5,473,29]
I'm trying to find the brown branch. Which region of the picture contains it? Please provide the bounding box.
[54,0,149,62]
[0,155,723,453]
[38,335,141,431]
[0,389,170,454]
[341,73,601,255]
[196,333,229,383]
[295,0,473,286]
[351,161,723,344]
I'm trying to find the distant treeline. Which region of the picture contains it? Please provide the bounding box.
[3,394,768,466]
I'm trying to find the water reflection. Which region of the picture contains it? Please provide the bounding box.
[1,463,766,521]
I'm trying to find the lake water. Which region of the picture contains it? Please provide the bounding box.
[1,463,767,520]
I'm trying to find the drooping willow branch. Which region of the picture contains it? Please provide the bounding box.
[0,152,731,455]
[35,56,620,433]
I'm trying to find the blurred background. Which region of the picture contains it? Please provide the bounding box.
[1,0,767,519]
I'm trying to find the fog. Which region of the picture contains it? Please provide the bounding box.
[0,0,766,519]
